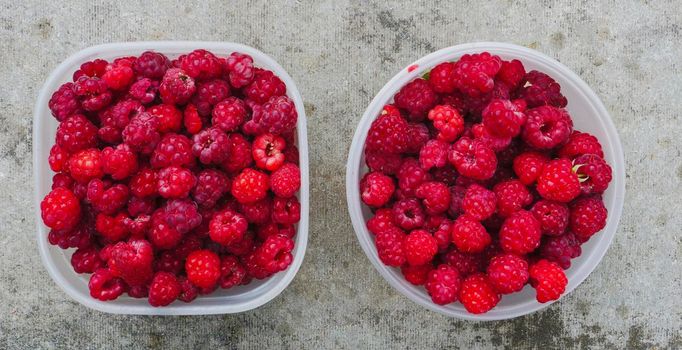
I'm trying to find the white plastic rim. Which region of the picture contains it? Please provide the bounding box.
[33,41,309,315]
[346,42,625,321]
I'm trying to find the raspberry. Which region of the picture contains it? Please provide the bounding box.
[101,144,138,180]
[127,284,149,299]
[419,139,448,170]
[375,227,406,267]
[529,259,567,303]
[231,168,269,204]
[482,99,526,138]
[97,112,123,144]
[243,252,274,280]
[177,276,199,302]
[192,169,230,208]
[245,69,286,104]
[512,151,549,186]
[453,52,502,97]
[95,212,130,242]
[51,173,74,190]
[423,215,451,251]
[365,149,403,174]
[68,148,104,183]
[71,247,103,274]
[149,104,183,134]
[48,223,93,249]
[522,106,573,149]
[107,239,154,286]
[401,263,433,285]
[159,68,196,105]
[392,198,425,230]
[517,71,567,108]
[126,213,152,236]
[493,179,533,217]
[360,172,395,207]
[574,154,613,195]
[122,112,161,155]
[157,166,196,199]
[451,215,491,253]
[129,168,157,197]
[396,158,430,198]
[225,230,258,256]
[210,98,246,133]
[48,144,69,172]
[251,96,298,135]
[87,180,129,214]
[41,187,81,231]
[102,61,135,90]
[129,78,159,104]
[415,181,450,215]
[271,163,301,198]
[190,127,229,165]
[133,51,170,79]
[239,198,272,224]
[173,233,204,259]
[458,273,501,314]
[192,79,231,116]
[272,196,301,225]
[220,255,247,289]
[405,122,430,153]
[366,208,397,235]
[447,185,467,217]
[185,250,221,289]
[55,114,98,153]
[252,133,285,171]
[365,108,410,154]
[73,76,112,111]
[428,62,457,93]
[471,123,512,152]
[500,210,541,255]
[462,184,496,221]
[487,253,529,294]
[254,234,295,273]
[209,209,248,246]
[425,264,460,305]
[427,105,464,142]
[89,268,127,301]
[530,200,569,236]
[226,52,255,88]
[402,229,438,266]
[431,167,458,188]
[539,232,582,269]
[148,272,181,307]
[49,82,81,121]
[150,133,194,169]
[180,49,223,80]
[448,137,497,181]
[221,133,253,173]
[162,198,202,234]
[394,78,438,119]
[496,59,526,89]
[537,159,581,203]
[73,59,108,80]
[443,248,484,277]
[154,250,183,274]
[569,196,607,242]
[558,131,604,159]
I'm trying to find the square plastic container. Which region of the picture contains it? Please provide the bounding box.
[33,41,309,315]
[346,42,625,321]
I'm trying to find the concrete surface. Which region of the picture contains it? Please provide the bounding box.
[0,0,680,349]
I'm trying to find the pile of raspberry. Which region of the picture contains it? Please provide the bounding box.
[41,49,301,307]
[361,52,612,314]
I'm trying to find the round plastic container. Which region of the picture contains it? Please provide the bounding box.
[33,42,309,315]
[346,42,625,320]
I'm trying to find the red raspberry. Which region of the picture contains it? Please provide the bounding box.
[191,127,230,165]
[392,198,425,230]
[154,250,182,274]
[471,123,512,152]
[49,82,81,121]
[447,185,467,217]
[129,78,159,104]
[225,230,258,256]
[271,163,301,198]
[458,273,500,314]
[419,139,448,170]
[522,106,573,149]
[427,105,464,142]
[405,122,430,153]
[95,212,130,242]
[73,76,112,112]
[192,169,230,208]
[173,233,204,259]
[101,144,138,180]
[360,172,395,207]
[231,168,269,204]
[517,71,567,108]
[71,247,103,274]
[157,166,196,199]
[239,198,272,224]
[539,232,582,269]
[365,149,403,175]
[500,210,541,255]
[529,259,567,303]
[558,131,604,159]
[402,229,438,266]
[185,250,221,289]
[496,59,526,89]
[482,99,526,138]
[220,255,247,289]
[48,221,93,249]
[375,227,406,267]
[531,200,569,236]
[48,144,69,172]
[537,159,581,202]
[415,181,450,215]
[126,212,152,236]
[68,148,104,183]
[148,272,181,307]
[177,276,199,302]
[149,212,181,249]
[106,98,144,128]
[252,133,286,171]
[192,79,230,116]
[243,251,274,280]
[424,216,450,252]
[51,173,74,190]
[428,62,457,93]
[55,115,98,153]
[462,184,497,221]
[365,107,410,154]
[394,78,438,119]
[161,198,202,234]
[272,196,301,225]
[257,221,295,241]
[87,180,129,214]
[183,104,203,134]
[451,215,491,253]
[487,253,529,294]
[513,151,549,186]
[133,51,170,79]
[448,137,497,181]
[89,268,127,301]
[122,112,161,155]
[221,133,253,173]
[425,264,460,305]
[73,59,108,80]
[245,69,286,103]
[159,68,196,105]
[453,52,502,97]
[443,248,484,277]
[212,97,247,132]
[225,52,255,88]
[251,96,298,135]
[574,154,612,195]
[366,208,397,235]
[149,104,183,134]
[129,168,157,197]
[180,49,222,80]
[569,196,607,242]
[493,179,533,217]
[209,209,248,246]
[41,187,81,231]
[396,158,430,198]
[254,234,295,273]
[107,239,154,286]
[401,263,433,285]
[102,61,135,90]
[151,133,194,168]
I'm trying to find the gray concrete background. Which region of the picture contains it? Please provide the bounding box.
[0,0,680,349]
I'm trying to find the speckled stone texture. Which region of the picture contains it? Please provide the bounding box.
[1,0,680,349]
